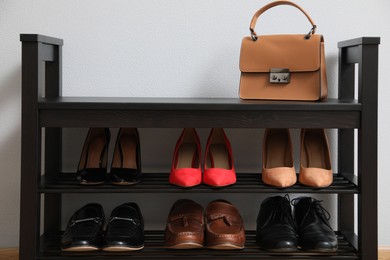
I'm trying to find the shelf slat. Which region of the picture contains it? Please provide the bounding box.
[38,230,358,259]
[39,173,358,194]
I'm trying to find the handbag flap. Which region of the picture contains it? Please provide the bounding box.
[240,34,322,72]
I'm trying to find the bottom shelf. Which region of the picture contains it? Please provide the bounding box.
[39,231,358,259]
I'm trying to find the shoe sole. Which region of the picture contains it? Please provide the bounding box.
[301,247,338,253]
[102,245,144,251]
[207,243,244,250]
[111,181,140,186]
[79,181,105,185]
[257,243,297,252]
[166,242,204,249]
[61,246,100,252]
[263,247,298,252]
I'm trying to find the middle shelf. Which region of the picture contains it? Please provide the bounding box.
[40,173,358,194]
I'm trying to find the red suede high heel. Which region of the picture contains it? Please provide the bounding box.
[203,128,236,187]
[169,128,202,187]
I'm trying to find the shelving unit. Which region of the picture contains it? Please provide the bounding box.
[20,34,379,259]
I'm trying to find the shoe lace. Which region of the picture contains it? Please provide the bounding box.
[291,197,331,229]
[264,194,295,228]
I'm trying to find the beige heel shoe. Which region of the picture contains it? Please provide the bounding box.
[262,129,296,187]
[299,129,333,187]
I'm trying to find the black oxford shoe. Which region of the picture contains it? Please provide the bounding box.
[103,203,145,251]
[293,197,338,252]
[61,203,105,251]
[256,195,298,251]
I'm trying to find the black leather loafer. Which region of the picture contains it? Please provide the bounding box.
[103,203,144,251]
[256,195,298,252]
[293,197,338,252]
[61,203,105,251]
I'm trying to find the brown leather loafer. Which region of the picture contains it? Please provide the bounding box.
[164,199,204,249]
[205,200,245,250]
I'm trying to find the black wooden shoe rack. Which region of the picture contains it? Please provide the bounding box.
[19,34,380,259]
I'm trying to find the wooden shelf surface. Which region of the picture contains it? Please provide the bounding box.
[38,97,361,111]
[37,98,361,128]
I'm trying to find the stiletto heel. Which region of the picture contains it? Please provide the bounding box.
[76,128,110,185]
[203,128,236,187]
[299,129,332,187]
[169,128,202,187]
[110,128,142,185]
[262,128,296,187]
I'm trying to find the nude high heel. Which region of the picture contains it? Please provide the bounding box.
[262,128,296,188]
[299,129,333,187]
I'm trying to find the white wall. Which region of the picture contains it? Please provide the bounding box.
[0,0,389,247]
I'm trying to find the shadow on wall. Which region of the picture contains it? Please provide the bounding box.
[193,46,240,98]
[0,66,22,247]
[326,53,339,99]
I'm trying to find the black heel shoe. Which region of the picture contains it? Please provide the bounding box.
[76,128,110,185]
[109,128,142,185]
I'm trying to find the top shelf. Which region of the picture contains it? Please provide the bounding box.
[38,97,361,128]
[39,97,360,111]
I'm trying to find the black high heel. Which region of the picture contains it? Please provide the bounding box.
[109,128,142,185]
[76,128,110,185]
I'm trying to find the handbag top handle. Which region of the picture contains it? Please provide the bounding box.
[249,0,317,41]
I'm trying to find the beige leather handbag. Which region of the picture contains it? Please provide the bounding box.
[239,1,327,101]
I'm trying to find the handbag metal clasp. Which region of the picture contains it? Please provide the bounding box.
[270,68,290,84]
